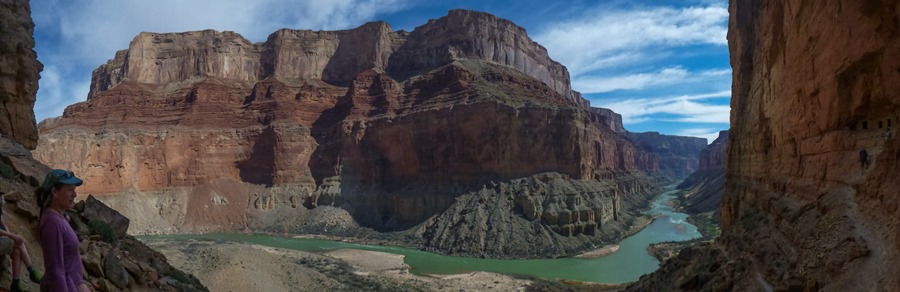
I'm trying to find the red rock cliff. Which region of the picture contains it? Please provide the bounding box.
[0,0,41,149]
[630,0,900,290]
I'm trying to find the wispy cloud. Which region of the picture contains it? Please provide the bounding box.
[532,2,730,134]
[32,0,405,122]
[533,5,728,76]
[33,66,90,120]
[596,90,731,125]
[573,66,730,93]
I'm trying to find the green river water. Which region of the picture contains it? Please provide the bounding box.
[140,189,700,283]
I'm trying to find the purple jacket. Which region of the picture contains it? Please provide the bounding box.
[40,211,84,292]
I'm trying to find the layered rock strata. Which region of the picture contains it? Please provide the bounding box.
[631,0,900,290]
[625,132,707,180]
[36,10,689,257]
[0,1,205,290]
[590,107,625,133]
[419,173,655,257]
[0,0,41,149]
[677,130,727,216]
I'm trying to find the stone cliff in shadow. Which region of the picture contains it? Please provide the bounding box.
[629,1,900,290]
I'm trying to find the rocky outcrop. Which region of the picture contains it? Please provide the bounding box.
[0,0,41,149]
[625,132,707,180]
[35,10,695,258]
[677,130,727,216]
[418,173,655,257]
[2,137,208,291]
[80,195,131,238]
[631,0,900,290]
[388,10,576,100]
[589,107,625,133]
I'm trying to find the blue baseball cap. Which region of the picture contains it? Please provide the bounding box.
[41,169,83,190]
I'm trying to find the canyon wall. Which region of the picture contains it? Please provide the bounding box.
[34,10,693,258]
[630,0,900,290]
[677,130,727,215]
[625,132,708,180]
[0,0,41,149]
[589,107,625,133]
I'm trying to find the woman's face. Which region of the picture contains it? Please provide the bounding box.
[51,184,78,210]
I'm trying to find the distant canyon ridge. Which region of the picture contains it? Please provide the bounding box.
[34,10,706,258]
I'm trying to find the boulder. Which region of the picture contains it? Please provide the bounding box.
[82,242,105,277]
[81,195,129,238]
[103,250,130,289]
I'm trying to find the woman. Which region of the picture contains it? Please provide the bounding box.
[35,169,90,292]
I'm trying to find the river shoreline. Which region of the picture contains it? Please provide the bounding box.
[574,215,654,259]
[140,187,701,288]
[146,238,534,291]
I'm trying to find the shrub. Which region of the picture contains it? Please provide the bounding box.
[0,161,15,179]
[87,219,116,243]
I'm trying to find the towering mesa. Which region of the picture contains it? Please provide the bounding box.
[35,10,704,258]
[630,0,900,290]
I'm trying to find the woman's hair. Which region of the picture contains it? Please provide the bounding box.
[34,183,62,225]
[35,185,50,212]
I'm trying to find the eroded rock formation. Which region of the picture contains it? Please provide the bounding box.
[677,130,727,216]
[35,10,698,258]
[630,0,900,290]
[0,0,41,149]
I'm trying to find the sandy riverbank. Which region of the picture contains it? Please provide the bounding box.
[144,239,532,291]
[573,215,653,259]
[575,244,621,259]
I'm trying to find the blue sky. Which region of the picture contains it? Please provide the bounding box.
[31,0,730,142]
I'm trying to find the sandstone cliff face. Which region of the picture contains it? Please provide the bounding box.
[0,0,41,150]
[631,0,900,290]
[36,10,691,258]
[388,10,575,100]
[89,10,572,101]
[625,132,707,180]
[589,107,625,133]
[677,130,727,215]
[88,22,397,100]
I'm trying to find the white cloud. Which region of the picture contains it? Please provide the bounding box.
[533,5,728,76]
[33,66,90,123]
[32,0,405,121]
[596,90,731,125]
[573,66,731,93]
